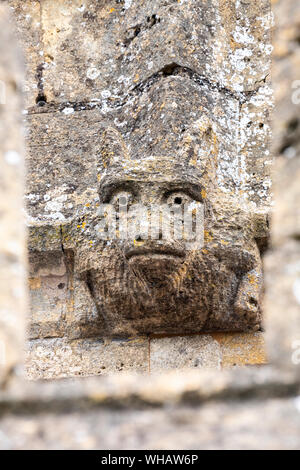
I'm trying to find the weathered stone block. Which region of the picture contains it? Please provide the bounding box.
[37,0,271,105]
[24,80,270,337]
[150,332,266,372]
[25,76,271,223]
[28,251,70,339]
[27,337,149,379]
[9,0,272,364]
[212,332,267,367]
[150,335,222,372]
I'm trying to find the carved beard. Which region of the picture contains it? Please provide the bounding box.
[85,243,240,336]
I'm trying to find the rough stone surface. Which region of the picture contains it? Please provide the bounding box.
[28,251,70,340]
[0,5,26,388]
[37,0,271,103]
[26,332,265,380]
[150,335,223,371]
[6,0,273,373]
[0,0,299,452]
[26,337,149,380]
[212,332,267,367]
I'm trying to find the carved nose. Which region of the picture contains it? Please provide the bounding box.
[135,229,164,242]
[133,235,147,247]
[135,230,163,243]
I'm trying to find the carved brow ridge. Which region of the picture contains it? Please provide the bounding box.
[99,178,205,202]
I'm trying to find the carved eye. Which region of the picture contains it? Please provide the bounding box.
[111,191,134,209]
[166,192,193,206]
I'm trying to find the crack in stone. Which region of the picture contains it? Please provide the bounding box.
[122,14,161,48]
[28,63,264,116]
[34,0,47,106]
[59,225,65,254]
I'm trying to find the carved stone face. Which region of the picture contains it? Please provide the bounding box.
[75,127,263,336]
[98,161,205,285]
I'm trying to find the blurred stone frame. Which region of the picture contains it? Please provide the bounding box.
[0,0,299,398]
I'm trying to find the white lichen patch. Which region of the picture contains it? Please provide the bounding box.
[87,67,100,80]
[62,107,74,115]
[101,89,111,99]
[249,85,273,108]
[25,193,40,204]
[233,26,255,45]
[124,0,132,10]
[230,48,253,73]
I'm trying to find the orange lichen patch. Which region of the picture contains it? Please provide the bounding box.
[201,189,207,199]
[77,221,86,230]
[204,230,213,243]
[29,277,41,290]
[229,36,240,51]
[211,133,219,156]
[248,273,258,285]
[44,53,54,63]
[212,332,267,367]
[109,8,115,13]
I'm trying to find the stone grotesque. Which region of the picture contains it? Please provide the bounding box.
[16,0,272,376]
[73,122,264,336]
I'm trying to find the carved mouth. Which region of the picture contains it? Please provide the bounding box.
[125,247,185,260]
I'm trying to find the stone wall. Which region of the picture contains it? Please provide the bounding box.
[0,0,299,450]
[7,0,273,378]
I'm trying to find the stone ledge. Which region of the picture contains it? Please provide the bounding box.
[1,396,300,450]
[1,367,299,413]
[26,337,149,380]
[26,332,267,379]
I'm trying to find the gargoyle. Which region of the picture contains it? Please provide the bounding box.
[73,121,264,336]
